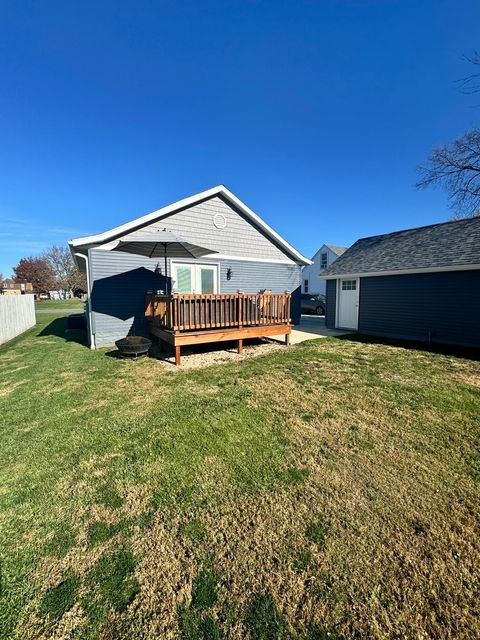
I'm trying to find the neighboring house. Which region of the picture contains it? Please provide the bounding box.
[302,244,347,295]
[69,185,311,349]
[322,217,480,348]
[0,279,33,295]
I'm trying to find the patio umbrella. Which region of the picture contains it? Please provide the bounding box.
[113,229,217,293]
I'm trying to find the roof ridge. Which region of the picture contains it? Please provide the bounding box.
[356,215,480,242]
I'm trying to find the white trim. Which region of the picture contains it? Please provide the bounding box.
[209,253,296,265]
[68,185,312,266]
[171,260,220,294]
[323,263,480,280]
[74,252,95,349]
[356,277,360,330]
[335,279,340,329]
[92,249,296,265]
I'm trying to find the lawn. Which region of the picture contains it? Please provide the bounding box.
[0,314,479,639]
[35,298,84,310]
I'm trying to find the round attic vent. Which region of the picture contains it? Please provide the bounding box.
[213,213,227,229]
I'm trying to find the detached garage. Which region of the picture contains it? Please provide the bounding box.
[323,217,480,349]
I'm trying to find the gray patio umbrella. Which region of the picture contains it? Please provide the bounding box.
[113,229,217,293]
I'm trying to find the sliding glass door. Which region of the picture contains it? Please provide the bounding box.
[172,263,218,294]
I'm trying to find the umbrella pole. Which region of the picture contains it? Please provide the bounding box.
[164,243,169,294]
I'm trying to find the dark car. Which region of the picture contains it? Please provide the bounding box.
[301,293,326,316]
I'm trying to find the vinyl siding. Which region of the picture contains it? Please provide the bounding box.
[89,250,301,347]
[325,279,337,329]
[122,195,294,262]
[89,250,168,348]
[358,270,480,348]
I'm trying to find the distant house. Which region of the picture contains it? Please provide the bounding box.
[1,279,33,295]
[69,185,311,349]
[302,244,347,295]
[322,217,480,348]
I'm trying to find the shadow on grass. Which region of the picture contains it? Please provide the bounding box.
[38,316,88,347]
[334,332,480,362]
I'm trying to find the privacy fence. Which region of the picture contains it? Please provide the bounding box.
[0,295,36,345]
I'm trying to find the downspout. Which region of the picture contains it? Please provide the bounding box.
[74,252,96,350]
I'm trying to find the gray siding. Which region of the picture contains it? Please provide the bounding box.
[89,250,301,347]
[123,195,294,262]
[89,249,168,348]
[358,270,480,348]
[219,259,301,324]
[325,279,337,329]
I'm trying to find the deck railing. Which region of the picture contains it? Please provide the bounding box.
[146,292,291,333]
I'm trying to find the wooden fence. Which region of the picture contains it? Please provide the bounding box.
[0,295,36,345]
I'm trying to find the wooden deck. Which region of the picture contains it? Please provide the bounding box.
[145,292,291,364]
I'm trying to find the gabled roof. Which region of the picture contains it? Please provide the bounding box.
[324,244,347,256]
[308,243,348,262]
[69,185,311,266]
[322,216,480,278]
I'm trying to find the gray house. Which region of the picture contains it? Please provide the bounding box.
[69,185,310,349]
[323,217,480,349]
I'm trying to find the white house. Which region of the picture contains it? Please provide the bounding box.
[302,244,347,295]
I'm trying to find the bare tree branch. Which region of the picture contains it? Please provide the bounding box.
[457,51,480,94]
[42,245,86,294]
[416,129,480,218]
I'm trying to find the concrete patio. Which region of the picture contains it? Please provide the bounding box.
[280,315,352,345]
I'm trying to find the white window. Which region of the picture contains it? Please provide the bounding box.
[172,263,218,294]
[341,279,357,291]
[320,253,328,269]
[304,279,309,293]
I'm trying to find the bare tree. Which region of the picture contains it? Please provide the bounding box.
[457,51,480,95]
[416,129,480,218]
[42,245,86,294]
[416,53,480,218]
[0,272,4,284]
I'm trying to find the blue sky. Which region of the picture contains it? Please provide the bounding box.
[0,0,479,275]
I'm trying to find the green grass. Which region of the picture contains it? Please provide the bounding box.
[0,313,479,639]
[35,298,84,309]
[39,574,80,622]
[306,518,329,546]
[88,548,139,612]
[245,593,287,639]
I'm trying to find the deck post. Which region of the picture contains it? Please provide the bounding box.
[237,338,243,354]
[175,345,181,366]
[285,332,290,346]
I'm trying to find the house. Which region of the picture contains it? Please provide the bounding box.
[322,217,480,348]
[302,244,347,295]
[0,279,33,295]
[69,185,311,349]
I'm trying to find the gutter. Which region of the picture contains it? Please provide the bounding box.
[73,252,96,350]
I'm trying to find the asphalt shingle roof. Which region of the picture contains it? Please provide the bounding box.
[323,217,480,277]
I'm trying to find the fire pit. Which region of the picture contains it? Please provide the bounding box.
[115,336,152,360]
